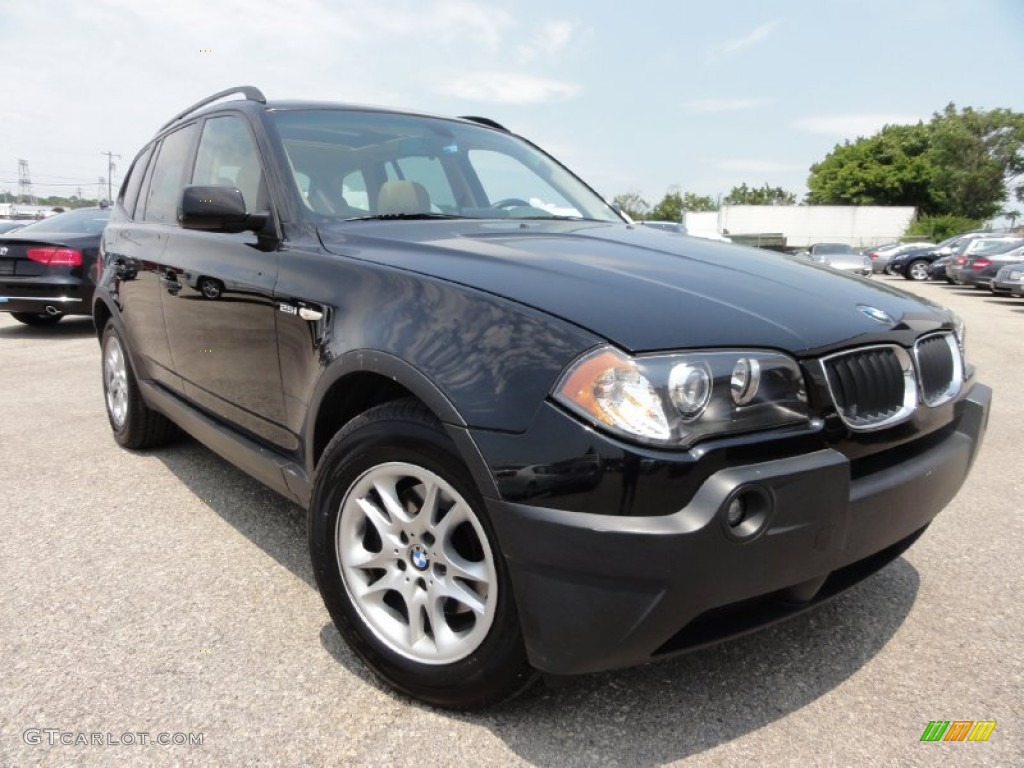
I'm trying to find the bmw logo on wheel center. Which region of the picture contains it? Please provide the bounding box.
[410,546,429,571]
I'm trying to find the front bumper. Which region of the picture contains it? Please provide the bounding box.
[487,383,991,676]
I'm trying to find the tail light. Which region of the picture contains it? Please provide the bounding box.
[26,247,82,267]
[869,252,878,260]
[955,256,968,266]
[970,258,991,270]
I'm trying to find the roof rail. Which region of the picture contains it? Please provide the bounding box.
[459,115,509,132]
[159,86,267,131]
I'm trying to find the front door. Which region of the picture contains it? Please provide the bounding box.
[153,114,290,450]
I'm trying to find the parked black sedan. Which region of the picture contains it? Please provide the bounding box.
[928,255,952,281]
[886,245,940,281]
[0,207,109,325]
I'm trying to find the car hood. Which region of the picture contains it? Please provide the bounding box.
[318,220,953,355]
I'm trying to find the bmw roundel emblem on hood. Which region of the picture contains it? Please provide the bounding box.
[857,305,895,325]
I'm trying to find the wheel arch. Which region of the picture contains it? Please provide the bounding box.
[306,350,498,498]
[92,295,114,341]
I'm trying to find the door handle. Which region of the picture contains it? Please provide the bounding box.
[298,307,323,321]
[160,274,181,295]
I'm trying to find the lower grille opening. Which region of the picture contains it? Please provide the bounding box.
[651,525,928,657]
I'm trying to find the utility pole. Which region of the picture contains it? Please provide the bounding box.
[101,150,120,204]
[18,159,34,204]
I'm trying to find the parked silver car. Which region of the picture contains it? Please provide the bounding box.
[991,262,1024,297]
[805,243,872,276]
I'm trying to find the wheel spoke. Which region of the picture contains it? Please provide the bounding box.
[373,477,410,524]
[346,545,397,571]
[432,500,469,542]
[356,496,400,543]
[407,588,430,649]
[443,552,488,585]
[438,575,487,615]
[408,481,439,536]
[350,567,405,599]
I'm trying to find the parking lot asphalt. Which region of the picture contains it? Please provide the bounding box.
[1,276,1021,767]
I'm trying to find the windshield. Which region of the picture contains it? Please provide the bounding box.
[11,209,110,235]
[270,109,621,223]
[813,243,856,255]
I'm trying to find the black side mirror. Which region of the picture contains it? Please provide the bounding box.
[178,185,267,233]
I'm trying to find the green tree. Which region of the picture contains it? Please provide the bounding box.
[905,214,985,242]
[723,183,797,205]
[928,104,1024,219]
[611,191,649,220]
[649,187,717,221]
[806,105,1024,219]
[806,122,935,208]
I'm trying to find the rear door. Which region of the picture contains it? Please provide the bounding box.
[103,139,185,392]
[156,113,290,450]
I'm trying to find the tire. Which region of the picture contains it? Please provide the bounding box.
[198,277,223,299]
[101,322,178,449]
[11,311,61,326]
[905,259,929,281]
[309,398,535,709]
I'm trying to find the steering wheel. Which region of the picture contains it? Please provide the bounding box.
[489,197,531,209]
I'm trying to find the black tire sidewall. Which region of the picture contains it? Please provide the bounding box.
[309,412,531,709]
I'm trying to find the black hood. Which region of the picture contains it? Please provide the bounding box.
[319,220,954,355]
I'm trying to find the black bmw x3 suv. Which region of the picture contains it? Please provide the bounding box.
[94,86,991,709]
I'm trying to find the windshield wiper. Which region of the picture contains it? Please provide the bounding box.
[342,213,466,222]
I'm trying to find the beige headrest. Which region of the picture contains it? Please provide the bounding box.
[377,180,431,215]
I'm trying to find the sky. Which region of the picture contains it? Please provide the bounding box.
[2,0,1023,211]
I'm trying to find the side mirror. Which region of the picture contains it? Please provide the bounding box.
[178,186,267,233]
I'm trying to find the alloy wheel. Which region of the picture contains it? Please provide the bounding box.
[103,335,129,429]
[336,462,498,665]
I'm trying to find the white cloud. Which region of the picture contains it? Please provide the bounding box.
[685,98,771,114]
[794,114,923,138]
[440,73,581,104]
[713,20,781,57]
[518,20,578,62]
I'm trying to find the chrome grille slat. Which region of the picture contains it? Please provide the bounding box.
[914,332,962,407]
[821,333,963,431]
[821,345,916,431]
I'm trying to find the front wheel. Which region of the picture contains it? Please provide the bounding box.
[905,259,930,281]
[309,399,534,709]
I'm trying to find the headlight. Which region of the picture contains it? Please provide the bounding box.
[952,313,967,374]
[554,346,810,448]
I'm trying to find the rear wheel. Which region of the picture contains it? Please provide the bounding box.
[309,399,534,709]
[11,311,61,326]
[101,322,178,449]
[905,259,930,281]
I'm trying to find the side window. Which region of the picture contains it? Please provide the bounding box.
[192,115,265,212]
[340,170,369,212]
[118,145,154,220]
[143,123,198,224]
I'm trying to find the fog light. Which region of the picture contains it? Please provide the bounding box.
[726,496,746,527]
[730,357,761,406]
[669,362,712,421]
